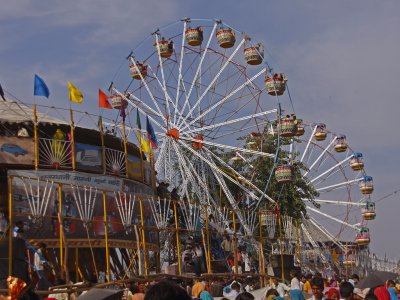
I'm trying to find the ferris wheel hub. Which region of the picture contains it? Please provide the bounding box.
[167,128,180,140]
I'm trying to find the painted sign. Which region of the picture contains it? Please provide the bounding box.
[75,143,103,172]
[0,136,34,165]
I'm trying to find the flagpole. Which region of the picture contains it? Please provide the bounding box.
[33,104,39,170]
[136,110,145,183]
[99,115,107,175]
[70,108,76,171]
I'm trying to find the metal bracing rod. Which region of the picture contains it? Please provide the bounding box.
[179,135,275,158]
[205,148,276,205]
[308,217,346,251]
[303,137,337,178]
[154,138,167,171]
[300,125,317,163]
[176,22,218,126]
[181,67,267,131]
[186,109,277,134]
[178,38,246,128]
[154,35,172,125]
[146,65,192,130]
[310,155,353,183]
[173,20,187,126]
[128,58,167,126]
[112,87,166,132]
[310,199,365,206]
[306,206,360,229]
[315,177,363,192]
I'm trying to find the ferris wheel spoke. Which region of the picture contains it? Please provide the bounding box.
[180,65,264,131]
[112,87,167,131]
[308,218,346,251]
[205,148,276,205]
[311,199,365,206]
[302,137,337,178]
[154,35,173,124]
[300,125,317,163]
[176,22,218,127]
[315,177,363,192]
[129,58,167,126]
[300,223,329,265]
[186,109,276,135]
[310,155,352,184]
[307,206,360,229]
[172,20,188,126]
[146,66,193,131]
[180,135,275,158]
[178,38,246,129]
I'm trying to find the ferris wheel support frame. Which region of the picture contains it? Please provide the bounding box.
[308,217,346,251]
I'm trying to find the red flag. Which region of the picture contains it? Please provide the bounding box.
[98,89,112,109]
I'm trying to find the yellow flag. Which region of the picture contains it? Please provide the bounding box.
[68,81,83,103]
[139,135,150,153]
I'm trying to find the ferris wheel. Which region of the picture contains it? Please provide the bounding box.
[108,18,375,257]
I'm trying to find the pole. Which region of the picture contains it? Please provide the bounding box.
[33,104,39,170]
[205,207,212,273]
[75,248,79,282]
[122,117,128,176]
[102,191,110,281]
[8,176,13,277]
[173,201,182,275]
[296,220,302,270]
[69,109,76,170]
[58,183,63,271]
[139,198,148,276]
[99,116,107,175]
[259,211,265,287]
[232,210,238,274]
[277,212,285,280]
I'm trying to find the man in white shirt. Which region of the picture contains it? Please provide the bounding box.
[272,277,290,297]
[290,269,301,290]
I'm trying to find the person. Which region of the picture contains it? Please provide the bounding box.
[221,235,233,255]
[223,282,241,298]
[265,289,279,300]
[210,279,224,297]
[200,290,214,300]
[339,281,354,300]
[193,242,206,276]
[272,277,290,297]
[386,280,397,300]
[327,288,340,300]
[374,286,391,300]
[182,245,193,273]
[0,208,8,235]
[310,277,326,300]
[192,279,206,298]
[144,280,191,300]
[303,274,313,295]
[290,289,306,300]
[130,284,145,300]
[235,292,254,300]
[13,220,24,238]
[290,270,301,290]
[349,275,360,287]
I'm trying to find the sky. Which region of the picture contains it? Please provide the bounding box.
[1,1,399,259]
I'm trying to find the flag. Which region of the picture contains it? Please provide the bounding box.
[146,116,158,149]
[98,89,112,109]
[0,84,5,101]
[136,109,150,153]
[34,74,50,98]
[68,82,83,103]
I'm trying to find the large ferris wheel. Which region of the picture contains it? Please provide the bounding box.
[108,18,376,267]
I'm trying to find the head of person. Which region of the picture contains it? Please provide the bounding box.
[311,277,325,300]
[273,278,280,286]
[231,282,241,292]
[144,280,191,300]
[327,288,340,300]
[300,275,307,283]
[235,292,255,300]
[386,280,395,288]
[266,289,279,297]
[290,269,298,279]
[340,281,355,300]
[351,274,360,285]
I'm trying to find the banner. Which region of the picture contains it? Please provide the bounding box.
[0,136,34,165]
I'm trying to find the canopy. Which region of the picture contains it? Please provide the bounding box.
[357,270,398,289]
[77,288,124,300]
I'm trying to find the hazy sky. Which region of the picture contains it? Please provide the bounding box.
[1,1,399,259]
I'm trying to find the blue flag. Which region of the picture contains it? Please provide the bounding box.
[146,116,158,149]
[34,74,50,98]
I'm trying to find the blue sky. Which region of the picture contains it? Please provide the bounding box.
[1,1,400,259]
